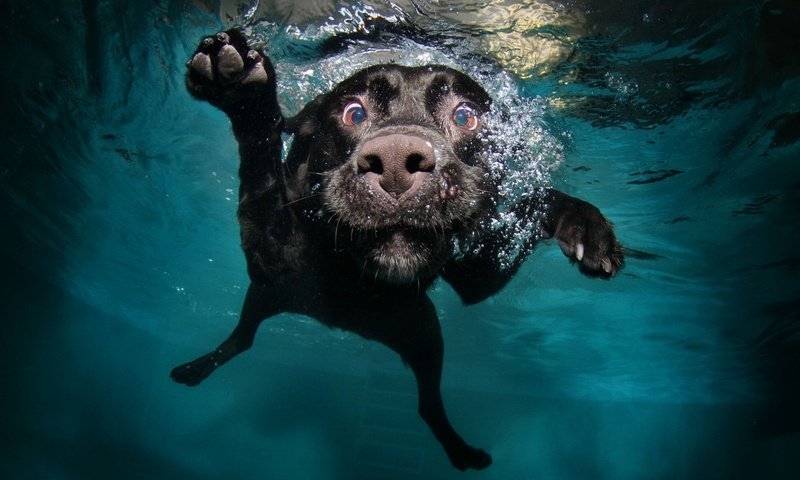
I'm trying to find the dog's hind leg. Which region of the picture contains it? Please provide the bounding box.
[170,283,277,386]
[375,297,493,471]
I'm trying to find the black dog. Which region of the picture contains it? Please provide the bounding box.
[171,30,623,471]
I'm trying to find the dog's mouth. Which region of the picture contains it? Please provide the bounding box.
[323,167,480,283]
[323,161,486,231]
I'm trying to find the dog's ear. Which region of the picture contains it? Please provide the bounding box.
[285,95,325,137]
[283,95,330,176]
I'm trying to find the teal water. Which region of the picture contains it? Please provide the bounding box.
[1,0,798,478]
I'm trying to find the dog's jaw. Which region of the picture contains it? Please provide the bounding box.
[364,229,446,284]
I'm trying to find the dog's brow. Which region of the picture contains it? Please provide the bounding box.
[425,74,451,114]
[367,75,399,115]
[451,76,491,111]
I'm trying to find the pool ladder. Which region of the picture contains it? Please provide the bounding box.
[354,366,428,477]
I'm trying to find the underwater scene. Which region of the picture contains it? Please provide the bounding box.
[1,0,798,478]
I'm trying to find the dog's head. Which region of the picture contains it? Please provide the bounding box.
[286,64,496,283]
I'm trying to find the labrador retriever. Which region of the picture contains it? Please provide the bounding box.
[170,29,623,471]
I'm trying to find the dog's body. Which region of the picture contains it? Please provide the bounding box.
[171,30,623,470]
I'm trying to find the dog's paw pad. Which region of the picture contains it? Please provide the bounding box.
[185,30,272,109]
[241,52,269,85]
[217,44,244,79]
[189,52,213,80]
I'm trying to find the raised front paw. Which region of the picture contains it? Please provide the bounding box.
[551,198,624,278]
[186,29,275,111]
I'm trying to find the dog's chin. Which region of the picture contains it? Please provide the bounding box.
[364,230,444,284]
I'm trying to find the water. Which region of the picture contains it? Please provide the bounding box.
[1,0,798,478]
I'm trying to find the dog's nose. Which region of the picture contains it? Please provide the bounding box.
[357,134,436,198]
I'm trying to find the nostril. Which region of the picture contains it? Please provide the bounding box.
[357,154,383,174]
[356,134,436,198]
[406,153,435,173]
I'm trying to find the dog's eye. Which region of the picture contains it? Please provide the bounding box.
[452,104,479,131]
[342,101,367,126]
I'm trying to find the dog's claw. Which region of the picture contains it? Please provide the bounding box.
[554,200,623,278]
[247,49,261,62]
[601,257,612,274]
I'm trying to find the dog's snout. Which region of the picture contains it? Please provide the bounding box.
[357,134,435,198]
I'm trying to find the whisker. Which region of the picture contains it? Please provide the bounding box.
[281,192,321,207]
[429,224,441,242]
[318,147,336,160]
[360,258,370,281]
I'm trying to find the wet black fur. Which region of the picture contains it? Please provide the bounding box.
[171,29,623,471]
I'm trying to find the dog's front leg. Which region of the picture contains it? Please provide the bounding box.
[184,29,285,203]
[184,29,291,282]
[443,187,623,304]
